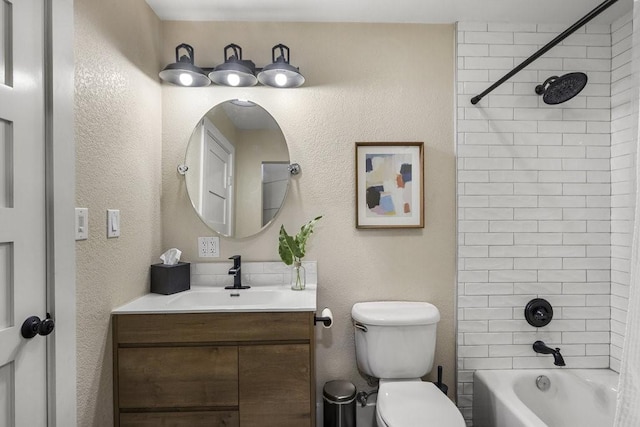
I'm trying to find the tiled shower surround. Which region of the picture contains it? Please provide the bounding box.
[456,13,635,424]
[610,13,635,374]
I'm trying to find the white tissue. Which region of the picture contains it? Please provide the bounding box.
[321,307,333,328]
[160,248,182,265]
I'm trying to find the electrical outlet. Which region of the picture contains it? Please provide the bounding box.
[198,237,220,258]
[208,237,219,257]
[198,237,208,257]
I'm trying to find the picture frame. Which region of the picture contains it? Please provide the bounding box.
[355,142,424,229]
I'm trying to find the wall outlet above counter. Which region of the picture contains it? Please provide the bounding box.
[198,236,220,257]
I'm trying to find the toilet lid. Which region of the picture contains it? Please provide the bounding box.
[377,382,466,427]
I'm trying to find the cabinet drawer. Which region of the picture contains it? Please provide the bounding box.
[118,346,238,409]
[120,411,239,427]
[115,312,313,344]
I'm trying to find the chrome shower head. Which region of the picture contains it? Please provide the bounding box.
[535,72,588,105]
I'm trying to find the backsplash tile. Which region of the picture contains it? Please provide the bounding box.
[190,261,318,288]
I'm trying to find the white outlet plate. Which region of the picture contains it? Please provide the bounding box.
[75,208,88,240]
[198,237,220,258]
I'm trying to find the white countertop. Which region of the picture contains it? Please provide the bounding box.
[112,284,317,314]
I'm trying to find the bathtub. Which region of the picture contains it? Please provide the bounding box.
[473,369,619,427]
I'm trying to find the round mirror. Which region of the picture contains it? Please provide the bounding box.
[184,99,290,238]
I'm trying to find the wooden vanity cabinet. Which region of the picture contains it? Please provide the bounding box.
[112,312,315,427]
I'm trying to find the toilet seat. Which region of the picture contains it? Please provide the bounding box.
[376,382,466,427]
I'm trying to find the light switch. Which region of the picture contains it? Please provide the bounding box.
[75,208,88,240]
[107,209,120,238]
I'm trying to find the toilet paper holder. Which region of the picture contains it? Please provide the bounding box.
[314,308,333,327]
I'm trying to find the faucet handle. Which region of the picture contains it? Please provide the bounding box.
[525,298,553,327]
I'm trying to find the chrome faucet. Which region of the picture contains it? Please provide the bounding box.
[533,340,565,366]
[226,255,250,290]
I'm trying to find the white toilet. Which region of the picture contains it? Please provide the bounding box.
[352,301,466,427]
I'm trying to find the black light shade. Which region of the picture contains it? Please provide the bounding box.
[208,44,258,87]
[159,43,210,87]
[257,44,305,88]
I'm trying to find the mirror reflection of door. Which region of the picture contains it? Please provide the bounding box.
[193,118,235,236]
[184,100,291,238]
[262,162,290,226]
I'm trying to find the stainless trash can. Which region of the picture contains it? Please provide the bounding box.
[323,380,356,427]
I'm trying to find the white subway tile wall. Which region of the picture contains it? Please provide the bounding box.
[190,261,317,288]
[457,14,634,424]
[610,12,635,373]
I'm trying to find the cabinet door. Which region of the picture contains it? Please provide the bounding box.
[118,346,238,409]
[120,411,239,427]
[239,344,311,427]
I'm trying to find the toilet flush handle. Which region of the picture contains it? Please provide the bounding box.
[354,322,368,333]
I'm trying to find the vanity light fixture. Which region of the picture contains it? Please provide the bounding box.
[159,43,305,88]
[208,44,258,87]
[257,44,305,88]
[158,43,211,87]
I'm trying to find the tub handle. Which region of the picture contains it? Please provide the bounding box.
[525,298,553,327]
[354,321,368,332]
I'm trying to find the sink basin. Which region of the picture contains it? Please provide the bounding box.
[169,288,298,308]
[112,285,317,314]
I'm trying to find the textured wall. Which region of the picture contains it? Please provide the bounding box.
[74,0,162,424]
[160,21,456,417]
[610,12,635,373]
[457,21,615,423]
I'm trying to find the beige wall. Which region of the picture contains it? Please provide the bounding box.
[74,0,163,425]
[161,21,457,405]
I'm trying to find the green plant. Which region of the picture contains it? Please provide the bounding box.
[278,216,322,265]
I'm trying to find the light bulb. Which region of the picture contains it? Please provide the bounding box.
[227,73,240,86]
[275,73,288,87]
[179,73,193,86]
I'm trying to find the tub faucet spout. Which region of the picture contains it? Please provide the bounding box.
[533,340,565,366]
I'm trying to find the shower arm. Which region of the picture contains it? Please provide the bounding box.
[470,0,619,105]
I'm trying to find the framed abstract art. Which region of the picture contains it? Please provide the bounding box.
[355,142,424,229]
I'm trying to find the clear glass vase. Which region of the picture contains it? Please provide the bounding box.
[290,261,306,290]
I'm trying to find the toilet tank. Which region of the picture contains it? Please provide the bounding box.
[352,301,440,379]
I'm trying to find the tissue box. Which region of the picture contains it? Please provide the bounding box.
[150,262,190,295]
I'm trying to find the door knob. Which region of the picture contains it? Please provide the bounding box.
[21,313,55,339]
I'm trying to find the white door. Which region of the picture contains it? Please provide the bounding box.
[200,118,234,236]
[0,0,48,426]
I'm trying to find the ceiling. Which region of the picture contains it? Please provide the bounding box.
[146,0,631,24]
[219,101,280,131]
